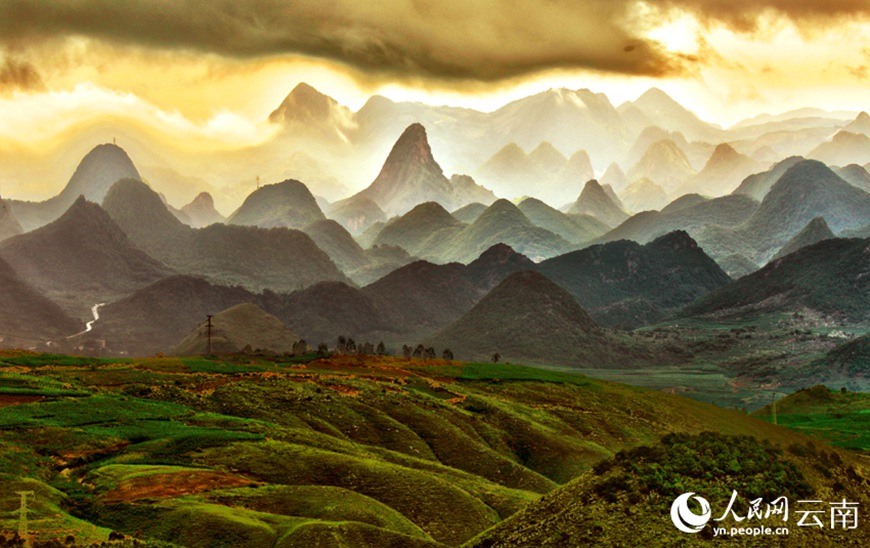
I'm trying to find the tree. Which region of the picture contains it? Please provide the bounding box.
[442,348,454,360]
[377,341,387,356]
[293,339,308,355]
[491,352,501,363]
[403,344,412,359]
[317,342,329,357]
[346,337,357,353]
[425,347,436,359]
[413,344,425,358]
[336,335,347,353]
[362,342,375,355]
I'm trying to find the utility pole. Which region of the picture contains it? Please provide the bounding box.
[16,491,34,548]
[206,315,213,355]
[256,175,260,189]
[772,392,777,425]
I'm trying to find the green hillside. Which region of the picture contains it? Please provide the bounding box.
[0,351,859,547]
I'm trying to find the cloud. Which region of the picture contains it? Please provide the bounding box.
[0,56,45,93]
[0,0,867,86]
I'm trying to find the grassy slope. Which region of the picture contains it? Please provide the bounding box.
[0,351,865,547]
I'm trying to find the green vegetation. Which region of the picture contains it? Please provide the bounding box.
[754,385,870,452]
[0,353,865,547]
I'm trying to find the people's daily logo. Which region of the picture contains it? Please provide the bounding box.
[670,492,712,533]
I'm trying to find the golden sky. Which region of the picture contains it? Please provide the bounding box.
[2,0,870,199]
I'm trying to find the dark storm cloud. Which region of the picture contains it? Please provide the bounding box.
[0,0,866,82]
[0,57,45,92]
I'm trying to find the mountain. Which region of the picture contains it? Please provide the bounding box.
[843,111,870,137]
[548,150,595,206]
[528,141,568,175]
[268,82,356,143]
[372,201,465,259]
[626,139,697,194]
[567,180,629,228]
[352,123,461,216]
[0,255,80,343]
[0,197,22,241]
[732,156,804,201]
[676,143,764,197]
[451,202,488,223]
[302,219,370,274]
[772,217,835,260]
[624,126,700,171]
[476,142,542,199]
[448,174,497,206]
[227,180,325,229]
[425,271,644,367]
[733,160,870,261]
[681,237,870,322]
[464,243,536,291]
[362,261,483,335]
[103,179,349,293]
[272,281,395,345]
[325,195,387,235]
[0,196,173,313]
[172,303,299,356]
[538,231,731,327]
[180,192,225,227]
[9,143,142,231]
[618,177,668,213]
[486,88,631,170]
[807,335,870,390]
[599,194,758,256]
[93,275,262,356]
[834,164,870,193]
[518,197,608,244]
[438,199,572,263]
[715,253,760,279]
[623,87,722,142]
[600,162,628,192]
[349,244,416,287]
[809,130,870,166]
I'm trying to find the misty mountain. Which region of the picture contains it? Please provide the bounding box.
[352,123,493,216]
[772,217,835,261]
[372,201,465,259]
[727,160,870,262]
[809,131,870,166]
[9,143,142,231]
[227,179,325,229]
[173,303,299,356]
[268,82,357,144]
[518,197,608,244]
[103,178,350,293]
[302,219,370,273]
[567,180,629,228]
[626,139,697,194]
[538,231,730,327]
[732,156,804,201]
[425,270,646,367]
[834,164,870,193]
[676,143,765,197]
[180,192,225,227]
[621,87,722,142]
[438,199,572,263]
[682,237,870,322]
[843,111,870,137]
[451,202,488,223]
[0,196,173,313]
[618,178,668,213]
[0,255,80,343]
[477,143,545,199]
[0,197,22,241]
[325,195,387,235]
[600,162,628,192]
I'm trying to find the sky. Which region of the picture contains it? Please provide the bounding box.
[1,0,870,200]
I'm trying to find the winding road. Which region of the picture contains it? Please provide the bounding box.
[67,303,105,339]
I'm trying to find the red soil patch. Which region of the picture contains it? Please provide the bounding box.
[0,394,44,407]
[102,471,254,503]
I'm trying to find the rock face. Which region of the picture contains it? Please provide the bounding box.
[172,303,299,355]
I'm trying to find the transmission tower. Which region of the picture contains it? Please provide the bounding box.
[15,491,34,548]
[206,315,213,355]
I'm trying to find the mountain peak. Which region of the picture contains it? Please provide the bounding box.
[59,143,141,204]
[227,179,324,229]
[386,123,435,165]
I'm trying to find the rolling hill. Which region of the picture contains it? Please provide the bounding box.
[227,179,325,229]
[172,303,299,356]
